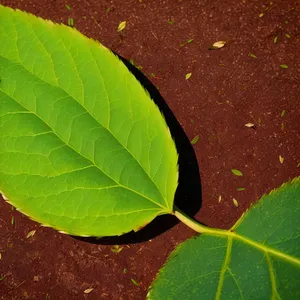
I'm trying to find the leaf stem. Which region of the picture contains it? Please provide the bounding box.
[173,206,225,235]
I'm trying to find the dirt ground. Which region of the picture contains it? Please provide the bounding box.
[0,0,299,299]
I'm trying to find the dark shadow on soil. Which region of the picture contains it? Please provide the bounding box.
[75,55,202,245]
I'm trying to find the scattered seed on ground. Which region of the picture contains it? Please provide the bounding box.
[245,123,256,128]
[84,288,94,294]
[218,195,222,203]
[117,21,126,32]
[185,73,192,80]
[280,64,288,69]
[249,53,257,58]
[279,155,284,164]
[26,230,36,239]
[274,36,278,44]
[233,198,239,207]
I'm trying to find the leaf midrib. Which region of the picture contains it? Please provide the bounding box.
[207,229,300,266]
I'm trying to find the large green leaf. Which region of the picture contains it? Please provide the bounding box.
[148,178,300,299]
[0,6,178,236]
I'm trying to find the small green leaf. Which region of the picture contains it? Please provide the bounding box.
[65,4,71,10]
[187,39,193,44]
[274,35,278,44]
[249,53,257,58]
[236,187,245,191]
[185,73,192,80]
[67,17,74,27]
[190,135,199,145]
[131,278,140,286]
[281,110,286,117]
[129,59,134,65]
[123,268,127,274]
[11,216,14,225]
[258,117,262,124]
[281,122,285,130]
[231,169,243,176]
[167,19,174,25]
[280,64,288,69]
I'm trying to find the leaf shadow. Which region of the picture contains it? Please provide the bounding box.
[74,55,202,245]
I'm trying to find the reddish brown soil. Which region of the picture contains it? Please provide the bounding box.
[0,0,299,299]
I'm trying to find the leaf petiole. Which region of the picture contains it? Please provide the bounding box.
[173,206,225,235]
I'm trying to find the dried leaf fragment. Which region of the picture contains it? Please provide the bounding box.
[279,155,284,164]
[233,198,239,207]
[111,245,123,253]
[218,195,222,203]
[231,169,243,176]
[185,73,192,80]
[84,288,94,294]
[245,123,255,128]
[259,12,264,17]
[118,21,126,32]
[26,230,36,239]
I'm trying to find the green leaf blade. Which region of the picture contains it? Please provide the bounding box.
[0,6,178,236]
[148,178,300,299]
